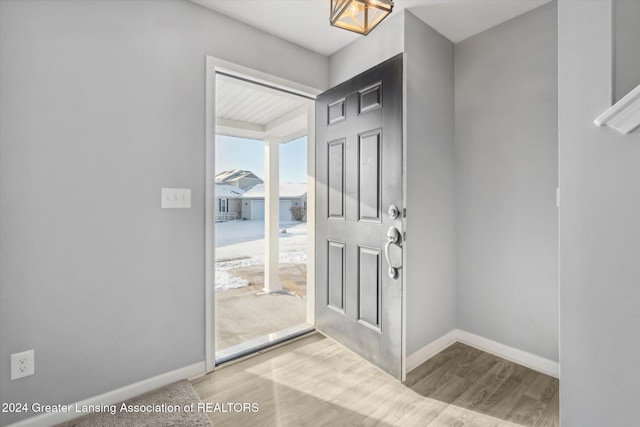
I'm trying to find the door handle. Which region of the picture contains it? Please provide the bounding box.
[384,227,402,279]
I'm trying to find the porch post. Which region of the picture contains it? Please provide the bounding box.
[264,136,281,292]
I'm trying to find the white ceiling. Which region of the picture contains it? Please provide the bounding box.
[191,0,551,56]
[216,74,310,143]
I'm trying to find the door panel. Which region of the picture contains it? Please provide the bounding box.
[328,139,346,219]
[358,246,381,329]
[328,241,346,311]
[358,129,382,222]
[316,54,403,379]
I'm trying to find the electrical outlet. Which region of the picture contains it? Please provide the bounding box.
[11,349,34,380]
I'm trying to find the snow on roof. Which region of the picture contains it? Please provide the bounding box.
[215,169,262,184]
[241,183,307,199]
[215,184,245,198]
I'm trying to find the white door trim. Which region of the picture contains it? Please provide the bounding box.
[205,56,320,372]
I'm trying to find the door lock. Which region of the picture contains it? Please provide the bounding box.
[387,204,400,220]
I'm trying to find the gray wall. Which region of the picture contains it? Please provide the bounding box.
[403,12,456,355]
[614,0,640,102]
[328,12,404,86]
[455,3,559,362]
[559,0,640,425]
[0,0,327,425]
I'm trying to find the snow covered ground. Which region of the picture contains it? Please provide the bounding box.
[215,220,307,291]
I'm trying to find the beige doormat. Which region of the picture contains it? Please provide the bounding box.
[55,380,211,427]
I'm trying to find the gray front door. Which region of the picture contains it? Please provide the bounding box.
[316,54,403,379]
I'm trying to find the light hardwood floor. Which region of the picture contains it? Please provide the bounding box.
[192,333,558,427]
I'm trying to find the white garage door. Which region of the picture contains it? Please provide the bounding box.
[250,200,292,222]
[251,200,264,220]
[279,200,292,222]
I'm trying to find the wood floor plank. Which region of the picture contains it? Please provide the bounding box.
[430,403,525,427]
[483,370,539,420]
[533,389,560,427]
[369,388,447,426]
[475,377,521,415]
[450,360,515,411]
[424,405,467,427]
[192,334,559,427]
[525,374,559,405]
[391,405,450,427]
[405,343,480,387]
[429,374,473,404]
[456,351,501,383]
[505,394,547,426]
[410,362,456,397]
[409,345,484,401]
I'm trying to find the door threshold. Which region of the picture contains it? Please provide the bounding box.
[215,323,315,366]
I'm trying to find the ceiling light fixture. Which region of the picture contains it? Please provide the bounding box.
[330,0,394,36]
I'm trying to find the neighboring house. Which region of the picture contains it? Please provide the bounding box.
[241,183,307,222]
[214,184,244,222]
[215,169,263,190]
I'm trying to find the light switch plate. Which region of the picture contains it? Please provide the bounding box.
[161,188,191,208]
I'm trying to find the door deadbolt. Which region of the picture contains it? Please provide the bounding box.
[387,204,400,220]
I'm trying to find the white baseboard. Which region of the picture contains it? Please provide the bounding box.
[406,330,458,372]
[407,329,559,379]
[8,361,206,427]
[456,330,559,378]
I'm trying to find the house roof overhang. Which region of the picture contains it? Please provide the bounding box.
[216,74,311,144]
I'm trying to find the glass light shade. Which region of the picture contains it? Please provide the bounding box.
[330,0,394,36]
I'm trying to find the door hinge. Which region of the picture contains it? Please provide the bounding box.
[403,232,407,241]
[403,208,406,218]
